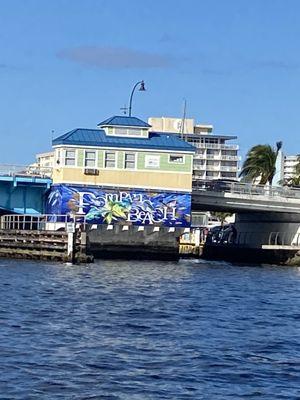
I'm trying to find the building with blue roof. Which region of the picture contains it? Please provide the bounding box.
[97,115,151,128]
[51,115,195,193]
[46,115,196,229]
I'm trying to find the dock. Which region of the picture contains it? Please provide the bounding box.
[0,214,93,263]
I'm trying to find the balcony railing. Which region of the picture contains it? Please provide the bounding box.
[220,155,240,161]
[220,166,238,172]
[194,154,206,159]
[194,143,239,150]
[206,165,221,171]
[193,164,206,170]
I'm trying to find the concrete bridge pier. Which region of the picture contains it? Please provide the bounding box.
[203,212,300,265]
[87,225,184,260]
[235,212,300,247]
[234,212,300,265]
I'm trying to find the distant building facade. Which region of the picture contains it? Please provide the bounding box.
[274,152,300,185]
[36,151,54,168]
[148,117,240,181]
[283,155,300,181]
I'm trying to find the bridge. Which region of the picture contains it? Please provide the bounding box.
[1,163,300,216]
[0,164,52,214]
[192,180,300,214]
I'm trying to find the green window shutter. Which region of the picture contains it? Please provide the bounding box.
[77,149,84,167]
[97,150,104,168]
[118,151,124,169]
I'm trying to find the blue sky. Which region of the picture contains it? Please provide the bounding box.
[1,0,300,163]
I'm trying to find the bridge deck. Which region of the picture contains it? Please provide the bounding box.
[192,181,300,214]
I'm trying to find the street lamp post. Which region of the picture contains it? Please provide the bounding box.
[128,80,146,117]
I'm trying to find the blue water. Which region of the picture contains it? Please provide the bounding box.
[1,259,300,399]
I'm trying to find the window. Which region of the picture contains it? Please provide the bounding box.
[207,149,219,155]
[205,138,218,144]
[105,151,116,168]
[85,151,96,167]
[65,149,75,166]
[207,160,219,166]
[114,127,128,136]
[169,155,184,164]
[124,152,136,169]
[112,127,144,137]
[206,171,219,178]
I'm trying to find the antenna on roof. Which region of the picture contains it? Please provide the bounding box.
[51,130,55,142]
[180,99,187,140]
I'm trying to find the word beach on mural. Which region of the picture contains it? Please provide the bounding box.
[46,185,191,227]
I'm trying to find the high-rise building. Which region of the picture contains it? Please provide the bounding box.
[148,117,240,181]
[283,155,300,181]
[274,152,300,185]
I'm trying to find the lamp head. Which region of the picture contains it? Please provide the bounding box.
[139,80,146,91]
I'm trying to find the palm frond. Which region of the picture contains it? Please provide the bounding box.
[239,144,278,185]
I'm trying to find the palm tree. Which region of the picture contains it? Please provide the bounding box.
[239,142,282,185]
[211,212,232,227]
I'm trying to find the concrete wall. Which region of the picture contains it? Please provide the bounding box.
[87,225,183,260]
[235,212,300,248]
[148,117,195,134]
[53,167,192,192]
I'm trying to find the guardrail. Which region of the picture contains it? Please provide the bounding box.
[0,214,86,231]
[193,180,300,199]
[0,164,52,178]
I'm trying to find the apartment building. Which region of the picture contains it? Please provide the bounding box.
[283,155,299,181]
[148,117,240,181]
[35,151,54,168]
[274,152,300,185]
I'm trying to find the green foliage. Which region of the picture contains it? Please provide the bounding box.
[287,175,300,187]
[211,212,232,227]
[239,144,281,185]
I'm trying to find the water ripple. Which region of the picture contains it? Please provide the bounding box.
[0,259,300,399]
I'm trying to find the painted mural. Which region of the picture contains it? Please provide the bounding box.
[46,185,191,227]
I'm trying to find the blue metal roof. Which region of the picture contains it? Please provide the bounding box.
[97,115,151,128]
[52,128,196,152]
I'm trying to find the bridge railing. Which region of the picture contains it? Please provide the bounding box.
[193,180,300,199]
[0,164,52,178]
